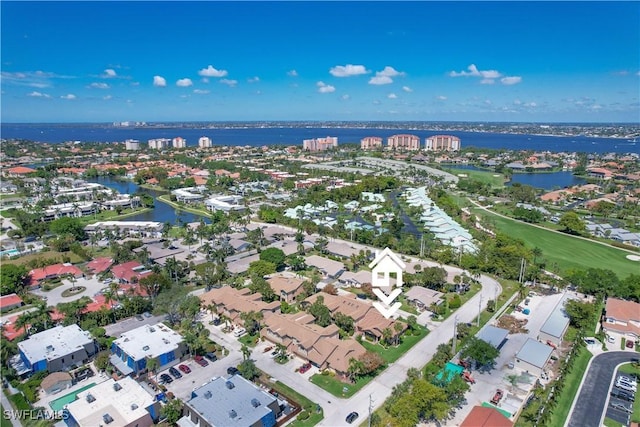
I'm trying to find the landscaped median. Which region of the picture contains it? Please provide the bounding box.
[310,325,429,398]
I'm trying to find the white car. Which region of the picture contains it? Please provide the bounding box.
[233,328,247,338]
[616,380,637,393]
[618,375,637,386]
[607,335,615,343]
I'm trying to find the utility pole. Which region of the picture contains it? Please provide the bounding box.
[452,315,459,355]
[368,393,374,427]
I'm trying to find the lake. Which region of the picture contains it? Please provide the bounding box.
[89,176,209,224]
[448,164,587,190]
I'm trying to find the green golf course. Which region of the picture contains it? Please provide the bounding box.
[472,208,639,278]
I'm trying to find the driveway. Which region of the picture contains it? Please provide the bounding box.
[566,351,639,427]
[31,276,105,306]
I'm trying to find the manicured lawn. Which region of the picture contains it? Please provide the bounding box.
[310,373,371,398]
[0,404,11,427]
[2,250,84,266]
[157,195,211,218]
[604,418,625,427]
[238,333,259,348]
[472,208,639,278]
[269,381,323,427]
[361,325,429,364]
[443,167,506,188]
[546,345,593,427]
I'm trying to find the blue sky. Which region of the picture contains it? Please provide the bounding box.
[1,1,639,123]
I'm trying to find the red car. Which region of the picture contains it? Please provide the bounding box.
[299,363,311,374]
[490,389,504,405]
[626,340,635,349]
[178,364,191,374]
[194,355,209,367]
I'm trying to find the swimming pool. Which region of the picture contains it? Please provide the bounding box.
[49,382,97,412]
[0,249,19,257]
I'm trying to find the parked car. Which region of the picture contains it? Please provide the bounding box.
[611,388,635,402]
[299,363,312,374]
[168,367,182,379]
[159,374,172,384]
[607,335,615,343]
[227,366,239,376]
[233,328,247,338]
[490,389,504,405]
[143,311,152,318]
[194,355,209,367]
[461,371,476,384]
[345,412,359,424]
[205,352,217,362]
[263,346,273,353]
[615,380,637,393]
[610,401,633,414]
[135,314,144,321]
[178,364,191,374]
[618,375,637,386]
[626,340,635,349]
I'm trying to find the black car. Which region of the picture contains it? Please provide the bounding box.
[227,366,239,376]
[168,367,182,379]
[205,352,217,362]
[159,374,173,384]
[611,388,635,402]
[346,412,359,424]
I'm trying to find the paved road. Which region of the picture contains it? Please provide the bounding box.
[566,351,639,427]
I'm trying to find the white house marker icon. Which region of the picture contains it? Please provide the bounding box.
[368,247,406,319]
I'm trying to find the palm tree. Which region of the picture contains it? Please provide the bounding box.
[15,310,35,336]
[240,344,251,361]
[206,303,218,321]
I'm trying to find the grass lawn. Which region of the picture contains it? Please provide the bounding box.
[0,404,11,427]
[361,325,429,364]
[238,333,259,348]
[269,381,323,427]
[604,418,625,427]
[2,250,84,266]
[443,167,506,188]
[545,345,593,427]
[310,373,372,398]
[472,208,639,278]
[157,195,211,218]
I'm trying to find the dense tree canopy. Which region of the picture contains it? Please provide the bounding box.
[0,264,28,295]
[259,248,286,271]
[460,337,500,370]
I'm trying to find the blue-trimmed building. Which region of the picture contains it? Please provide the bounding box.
[179,375,281,427]
[16,325,97,376]
[110,323,185,376]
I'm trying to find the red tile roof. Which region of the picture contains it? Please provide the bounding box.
[111,261,151,283]
[1,315,23,341]
[28,264,83,286]
[0,294,23,310]
[86,257,114,275]
[7,166,36,175]
[460,406,513,427]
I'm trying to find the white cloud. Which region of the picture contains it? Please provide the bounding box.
[60,94,76,100]
[287,69,298,77]
[368,66,405,85]
[513,99,522,105]
[193,89,210,94]
[153,76,167,87]
[480,79,495,85]
[248,76,260,83]
[27,91,50,98]
[329,64,369,77]
[402,86,413,92]
[377,66,405,77]
[317,81,335,93]
[198,65,228,78]
[368,75,393,85]
[102,69,117,78]
[176,78,193,87]
[341,94,350,100]
[484,100,492,105]
[501,76,522,85]
[103,95,112,100]
[524,102,537,107]
[449,64,502,79]
[387,93,397,99]
[89,82,110,89]
[220,79,238,87]
[436,95,447,100]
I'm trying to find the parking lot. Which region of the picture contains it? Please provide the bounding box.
[605,370,636,426]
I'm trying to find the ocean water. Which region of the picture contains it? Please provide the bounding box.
[2,123,639,154]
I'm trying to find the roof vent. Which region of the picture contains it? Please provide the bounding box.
[142,345,150,351]
[46,345,54,352]
[149,327,155,332]
[86,393,96,403]
[251,398,261,408]
[225,381,235,389]
[229,410,237,419]
[203,390,212,399]
[102,413,114,424]
[113,383,122,392]
[131,404,138,410]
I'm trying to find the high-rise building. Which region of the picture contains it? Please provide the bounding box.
[387,134,421,150]
[198,136,213,148]
[302,136,338,152]
[361,136,383,150]
[172,137,186,148]
[148,138,170,150]
[124,139,141,150]
[425,135,461,151]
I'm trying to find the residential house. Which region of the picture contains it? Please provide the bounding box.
[16,325,98,375]
[199,287,280,325]
[460,406,513,427]
[603,298,640,342]
[111,261,152,284]
[110,323,186,376]
[0,293,23,312]
[305,255,345,279]
[28,264,83,288]
[85,257,114,276]
[64,377,159,427]
[267,275,306,303]
[180,375,281,427]
[338,270,372,288]
[40,372,73,395]
[404,286,443,312]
